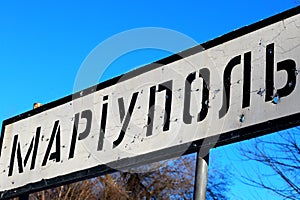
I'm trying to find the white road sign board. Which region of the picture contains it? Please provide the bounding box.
[1,6,300,199]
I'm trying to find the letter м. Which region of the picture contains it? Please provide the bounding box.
[8,127,41,176]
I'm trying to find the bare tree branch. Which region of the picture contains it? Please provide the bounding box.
[239,129,300,199]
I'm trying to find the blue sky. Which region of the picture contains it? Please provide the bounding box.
[0,1,299,199]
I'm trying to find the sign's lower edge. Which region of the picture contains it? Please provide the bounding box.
[1,111,299,199]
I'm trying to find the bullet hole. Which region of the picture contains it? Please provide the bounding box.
[268,49,273,54]
[70,103,72,105]
[4,146,6,149]
[62,145,66,148]
[179,140,183,143]
[272,95,279,104]
[3,170,5,173]
[137,106,141,109]
[88,154,91,158]
[257,88,265,96]
[141,138,144,142]
[240,114,245,123]
[214,89,220,93]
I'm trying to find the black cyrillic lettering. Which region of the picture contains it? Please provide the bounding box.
[277,60,297,98]
[198,68,210,122]
[78,110,92,140]
[68,109,93,159]
[183,68,210,124]
[183,72,196,124]
[243,52,251,108]
[8,127,40,176]
[146,80,173,136]
[113,92,139,148]
[146,86,156,136]
[158,80,173,131]
[68,113,80,159]
[42,120,61,166]
[219,55,241,118]
[265,43,297,101]
[266,43,275,101]
[97,95,108,151]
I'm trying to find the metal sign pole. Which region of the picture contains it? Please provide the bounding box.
[193,150,209,200]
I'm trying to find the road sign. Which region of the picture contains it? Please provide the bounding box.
[1,6,300,199]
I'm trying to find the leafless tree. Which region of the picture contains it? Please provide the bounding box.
[29,179,101,200]
[239,128,300,199]
[206,165,231,200]
[23,154,231,200]
[97,154,231,200]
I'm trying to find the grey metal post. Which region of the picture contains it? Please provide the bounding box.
[193,150,209,200]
